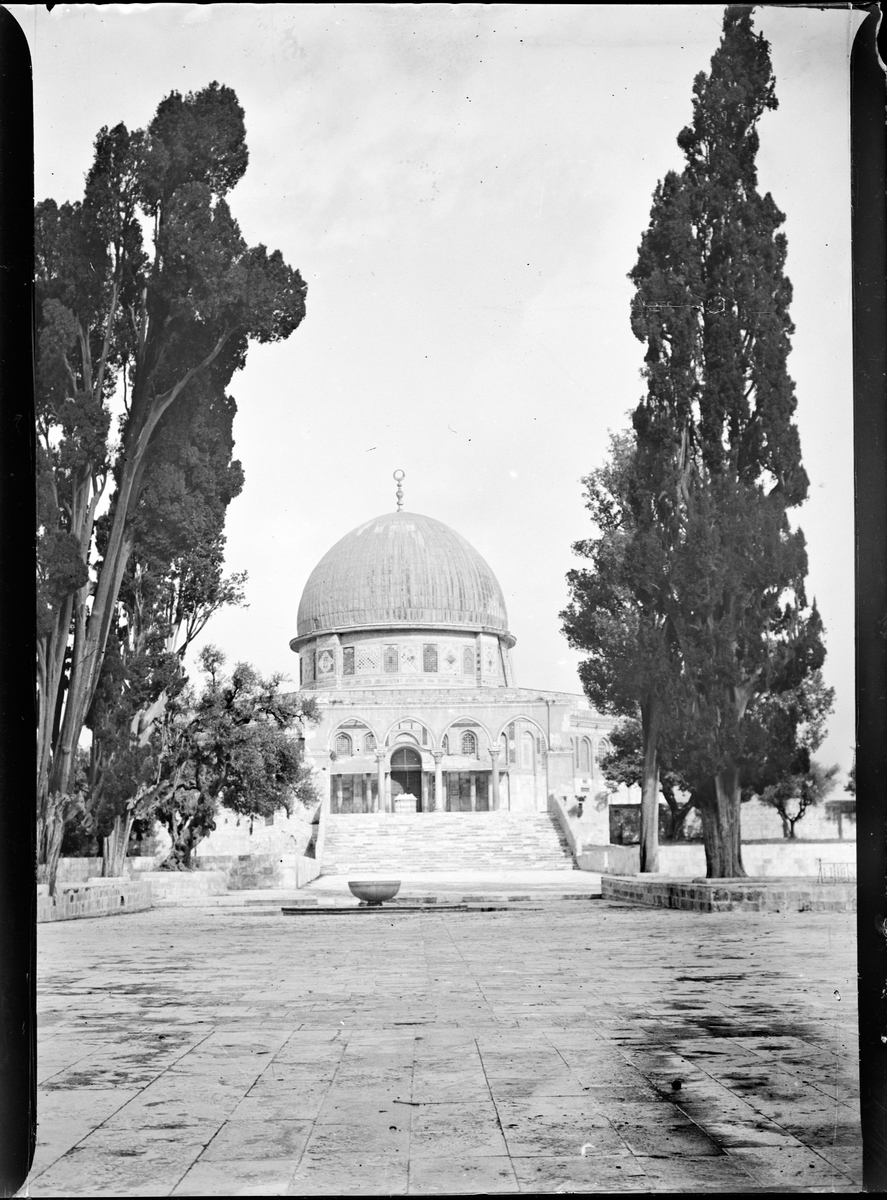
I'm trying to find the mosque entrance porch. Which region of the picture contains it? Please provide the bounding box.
[445,771,491,812]
[390,746,425,810]
[329,768,506,814]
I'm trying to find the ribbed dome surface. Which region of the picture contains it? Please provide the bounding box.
[297,511,508,637]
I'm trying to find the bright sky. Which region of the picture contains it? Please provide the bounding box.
[14,3,862,782]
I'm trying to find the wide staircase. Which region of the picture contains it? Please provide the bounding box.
[321,811,576,875]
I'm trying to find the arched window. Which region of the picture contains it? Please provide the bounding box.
[596,738,612,771]
[462,646,475,675]
[579,738,591,773]
[461,730,477,756]
[364,733,376,752]
[521,731,535,769]
[334,732,352,757]
[441,734,449,754]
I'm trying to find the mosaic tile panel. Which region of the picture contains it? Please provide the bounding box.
[401,645,420,673]
[317,648,335,676]
[441,645,460,675]
[356,645,381,673]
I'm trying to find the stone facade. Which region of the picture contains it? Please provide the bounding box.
[302,684,622,837]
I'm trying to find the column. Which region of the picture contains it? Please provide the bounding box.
[470,772,477,812]
[364,774,371,813]
[336,775,344,813]
[375,750,387,814]
[433,750,444,812]
[490,748,501,811]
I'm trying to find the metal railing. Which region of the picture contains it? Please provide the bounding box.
[817,859,856,884]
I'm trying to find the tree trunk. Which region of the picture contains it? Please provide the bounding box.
[159,808,206,871]
[669,802,693,842]
[37,791,81,896]
[102,812,135,877]
[700,763,745,877]
[639,696,661,872]
[786,813,801,839]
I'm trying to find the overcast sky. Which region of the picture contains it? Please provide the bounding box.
[13,3,863,781]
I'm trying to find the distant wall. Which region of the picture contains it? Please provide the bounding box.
[576,840,856,878]
[193,803,317,860]
[741,795,856,841]
[606,795,856,845]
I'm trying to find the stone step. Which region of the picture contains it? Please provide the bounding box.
[321,809,575,873]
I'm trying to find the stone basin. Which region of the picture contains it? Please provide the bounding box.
[347,880,401,906]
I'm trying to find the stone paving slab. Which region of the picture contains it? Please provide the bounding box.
[28,902,861,1195]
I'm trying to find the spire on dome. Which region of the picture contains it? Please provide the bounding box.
[393,469,405,512]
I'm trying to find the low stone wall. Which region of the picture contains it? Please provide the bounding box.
[196,854,321,890]
[37,880,153,923]
[577,844,641,874]
[128,856,164,873]
[54,857,104,882]
[137,870,227,902]
[601,875,856,913]
[53,855,164,882]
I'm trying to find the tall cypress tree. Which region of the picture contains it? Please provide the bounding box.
[35,83,307,863]
[627,7,824,876]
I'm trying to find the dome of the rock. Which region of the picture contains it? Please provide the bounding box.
[295,510,510,639]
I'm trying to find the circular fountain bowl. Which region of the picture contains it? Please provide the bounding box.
[347,880,401,906]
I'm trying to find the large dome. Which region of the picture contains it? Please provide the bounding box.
[295,511,510,640]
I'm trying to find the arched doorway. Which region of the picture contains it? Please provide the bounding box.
[390,745,423,808]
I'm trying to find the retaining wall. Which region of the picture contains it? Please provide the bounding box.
[37,880,153,922]
[196,854,321,890]
[602,874,856,913]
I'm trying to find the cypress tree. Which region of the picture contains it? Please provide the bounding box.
[627,7,824,876]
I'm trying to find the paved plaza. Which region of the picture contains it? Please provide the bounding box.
[30,898,861,1195]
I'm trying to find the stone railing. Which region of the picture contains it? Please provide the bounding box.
[547,791,611,860]
[313,793,330,871]
[547,794,581,861]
